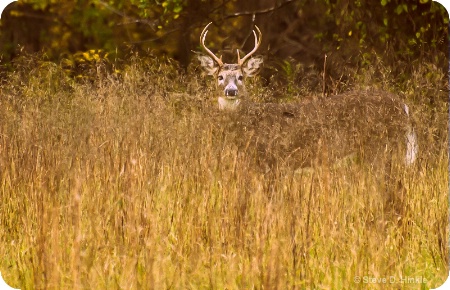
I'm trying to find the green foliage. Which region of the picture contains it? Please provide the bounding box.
[0,0,447,90]
[322,0,447,58]
[61,49,111,81]
[128,0,186,26]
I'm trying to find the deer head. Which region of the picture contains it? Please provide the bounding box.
[197,22,263,110]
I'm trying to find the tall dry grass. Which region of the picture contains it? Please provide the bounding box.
[0,56,447,289]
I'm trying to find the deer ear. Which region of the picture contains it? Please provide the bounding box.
[243,56,263,77]
[197,54,220,75]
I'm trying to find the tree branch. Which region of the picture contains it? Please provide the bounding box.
[224,0,297,18]
[96,0,158,30]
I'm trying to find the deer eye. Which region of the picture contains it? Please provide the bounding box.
[218,75,224,81]
[238,75,243,81]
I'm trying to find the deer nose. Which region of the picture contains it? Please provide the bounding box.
[225,89,238,97]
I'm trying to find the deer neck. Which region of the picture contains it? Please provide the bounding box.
[218,96,241,111]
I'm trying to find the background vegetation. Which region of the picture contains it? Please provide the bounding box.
[0,0,448,289]
[0,0,448,91]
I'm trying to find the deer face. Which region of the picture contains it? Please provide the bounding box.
[218,64,243,98]
[197,60,263,99]
[197,22,263,109]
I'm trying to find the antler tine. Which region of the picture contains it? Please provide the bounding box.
[200,22,223,67]
[237,25,262,66]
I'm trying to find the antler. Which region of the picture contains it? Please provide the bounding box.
[200,22,223,67]
[237,25,262,66]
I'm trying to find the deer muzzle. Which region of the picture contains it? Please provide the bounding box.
[225,89,238,98]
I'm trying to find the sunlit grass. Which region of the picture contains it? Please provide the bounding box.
[0,57,447,289]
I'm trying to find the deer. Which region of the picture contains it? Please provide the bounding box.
[196,22,418,172]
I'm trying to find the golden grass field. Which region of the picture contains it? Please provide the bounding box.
[0,57,448,289]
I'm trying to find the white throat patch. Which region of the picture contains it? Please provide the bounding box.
[218,97,240,111]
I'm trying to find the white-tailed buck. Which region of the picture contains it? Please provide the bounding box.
[197,22,418,170]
